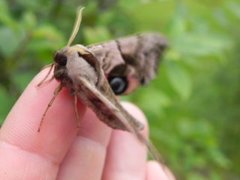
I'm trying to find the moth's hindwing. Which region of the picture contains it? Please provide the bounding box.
[88,33,168,94]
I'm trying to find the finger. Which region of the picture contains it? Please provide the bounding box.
[0,68,86,179]
[57,108,112,180]
[102,102,148,180]
[146,161,175,180]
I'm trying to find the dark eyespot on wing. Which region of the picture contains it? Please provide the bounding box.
[108,76,128,95]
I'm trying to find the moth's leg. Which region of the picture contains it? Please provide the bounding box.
[74,94,81,129]
[38,83,62,132]
[37,63,55,87]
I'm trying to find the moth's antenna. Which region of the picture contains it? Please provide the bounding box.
[67,7,85,47]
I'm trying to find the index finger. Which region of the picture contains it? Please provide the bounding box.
[0,69,86,178]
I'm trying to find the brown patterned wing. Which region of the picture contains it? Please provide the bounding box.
[76,70,144,132]
[88,33,168,88]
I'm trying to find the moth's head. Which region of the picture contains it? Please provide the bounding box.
[53,45,98,87]
[53,49,68,82]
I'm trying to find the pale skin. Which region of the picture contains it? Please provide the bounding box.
[0,69,175,180]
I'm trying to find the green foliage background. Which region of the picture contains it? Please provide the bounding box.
[0,0,239,179]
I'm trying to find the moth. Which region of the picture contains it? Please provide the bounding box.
[39,8,167,161]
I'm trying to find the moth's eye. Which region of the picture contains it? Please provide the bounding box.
[54,53,67,66]
[108,77,128,95]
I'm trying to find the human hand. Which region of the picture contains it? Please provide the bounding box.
[0,69,175,180]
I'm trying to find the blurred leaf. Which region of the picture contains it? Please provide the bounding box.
[173,33,231,57]
[21,11,37,30]
[32,25,64,43]
[136,88,171,115]
[28,24,65,59]
[13,71,35,91]
[0,86,15,123]
[0,27,24,57]
[0,0,16,27]
[226,1,240,19]
[166,61,192,100]
[168,16,187,38]
[208,148,231,168]
[83,26,111,44]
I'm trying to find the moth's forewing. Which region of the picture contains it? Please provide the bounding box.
[75,69,144,132]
